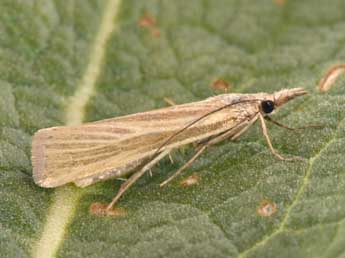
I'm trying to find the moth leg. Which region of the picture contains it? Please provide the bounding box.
[213,118,257,143]
[116,178,127,181]
[196,119,252,148]
[160,126,239,187]
[168,153,174,164]
[259,114,303,161]
[160,119,256,187]
[201,128,238,146]
[106,150,170,211]
[265,116,323,131]
[163,97,177,106]
[160,145,207,187]
[160,116,259,187]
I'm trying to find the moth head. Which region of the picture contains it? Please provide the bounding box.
[260,87,307,115]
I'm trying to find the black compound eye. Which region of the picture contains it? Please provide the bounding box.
[261,100,275,114]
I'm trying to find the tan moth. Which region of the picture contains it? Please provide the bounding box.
[32,88,313,215]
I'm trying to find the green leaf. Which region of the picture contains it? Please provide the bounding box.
[1,0,345,258]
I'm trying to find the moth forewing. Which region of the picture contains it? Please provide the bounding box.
[32,94,257,188]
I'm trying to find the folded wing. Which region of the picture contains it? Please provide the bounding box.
[32,96,252,187]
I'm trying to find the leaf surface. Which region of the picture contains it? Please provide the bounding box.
[1,1,345,258]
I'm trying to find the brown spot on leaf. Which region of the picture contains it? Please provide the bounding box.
[180,173,200,187]
[138,14,156,27]
[211,79,230,92]
[89,202,127,217]
[274,0,286,6]
[319,64,345,92]
[257,200,277,217]
[138,14,161,37]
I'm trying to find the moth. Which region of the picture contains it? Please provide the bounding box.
[32,87,312,213]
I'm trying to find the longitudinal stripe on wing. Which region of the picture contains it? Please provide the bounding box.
[42,115,234,167]
[42,104,218,153]
[41,106,212,150]
[44,114,237,169]
[91,104,217,123]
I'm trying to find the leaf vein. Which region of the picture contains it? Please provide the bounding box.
[236,116,345,258]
